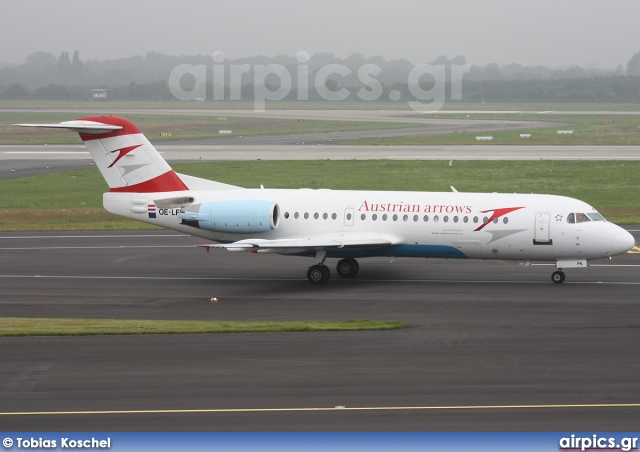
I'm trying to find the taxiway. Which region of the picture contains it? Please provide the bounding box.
[1,231,639,431]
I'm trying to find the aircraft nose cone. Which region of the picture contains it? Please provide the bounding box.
[613,229,635,255]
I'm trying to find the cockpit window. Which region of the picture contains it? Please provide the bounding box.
[586,212,605,222]
[568,213,598,224]
[575,213,590,223]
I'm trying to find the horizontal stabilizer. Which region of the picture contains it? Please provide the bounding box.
[13,120,123,134]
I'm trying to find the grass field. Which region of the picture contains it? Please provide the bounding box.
[353,113,640,146]
[3,107,639,146]
[0,111,416,145]
[1,160,639,229]
[2,99,640,111]
[0,317,406,337]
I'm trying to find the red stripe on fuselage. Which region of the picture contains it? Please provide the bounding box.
[109,171,189,193]
[474,206,525,231]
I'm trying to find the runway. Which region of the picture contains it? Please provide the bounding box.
[3,107,639,180]
[1,231,640,431]
[5,107,640,121]
[3,144,640,181]
[3,144,640,168]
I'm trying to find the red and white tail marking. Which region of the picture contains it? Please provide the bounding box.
[77,116,188,193]
[14,115,188,193]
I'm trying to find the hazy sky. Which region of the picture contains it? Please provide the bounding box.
[1,0,638,68]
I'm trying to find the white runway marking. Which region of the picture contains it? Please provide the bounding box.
[1,274,639,285]
[2,402,639,417]
[0,234,187,239]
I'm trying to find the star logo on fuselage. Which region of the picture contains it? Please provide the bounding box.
[108,144,142,168]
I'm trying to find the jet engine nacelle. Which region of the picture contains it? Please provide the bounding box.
[178,200,280,233]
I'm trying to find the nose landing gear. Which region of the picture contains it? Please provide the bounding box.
[551,270,566,284]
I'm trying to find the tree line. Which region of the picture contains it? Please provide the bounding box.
[1,50,639,103]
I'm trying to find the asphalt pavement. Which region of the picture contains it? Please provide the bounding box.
[1,231,639,431]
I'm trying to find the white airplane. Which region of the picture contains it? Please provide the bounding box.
[15,115,635,284]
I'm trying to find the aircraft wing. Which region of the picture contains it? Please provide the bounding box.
[198,235,402,253]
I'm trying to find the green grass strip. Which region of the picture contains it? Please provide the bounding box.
[2,160,640,226]
[1,99,639,111]
[351,113,640,146]
[0,111,415,145]
[0,317,406,337]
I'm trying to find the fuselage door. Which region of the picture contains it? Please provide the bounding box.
[534,213,552,244]
[344,207,354,226]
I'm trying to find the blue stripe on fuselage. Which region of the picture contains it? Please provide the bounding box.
[387,244,468,258]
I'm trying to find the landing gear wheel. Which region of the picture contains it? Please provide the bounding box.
[551,271,566,284]
[336,258,360,278]
[307,264,330,284]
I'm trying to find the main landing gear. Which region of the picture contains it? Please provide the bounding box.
[307,264,330,285]
[336,257,359,278]
[307,258,360,284]
[551,270,566,284]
